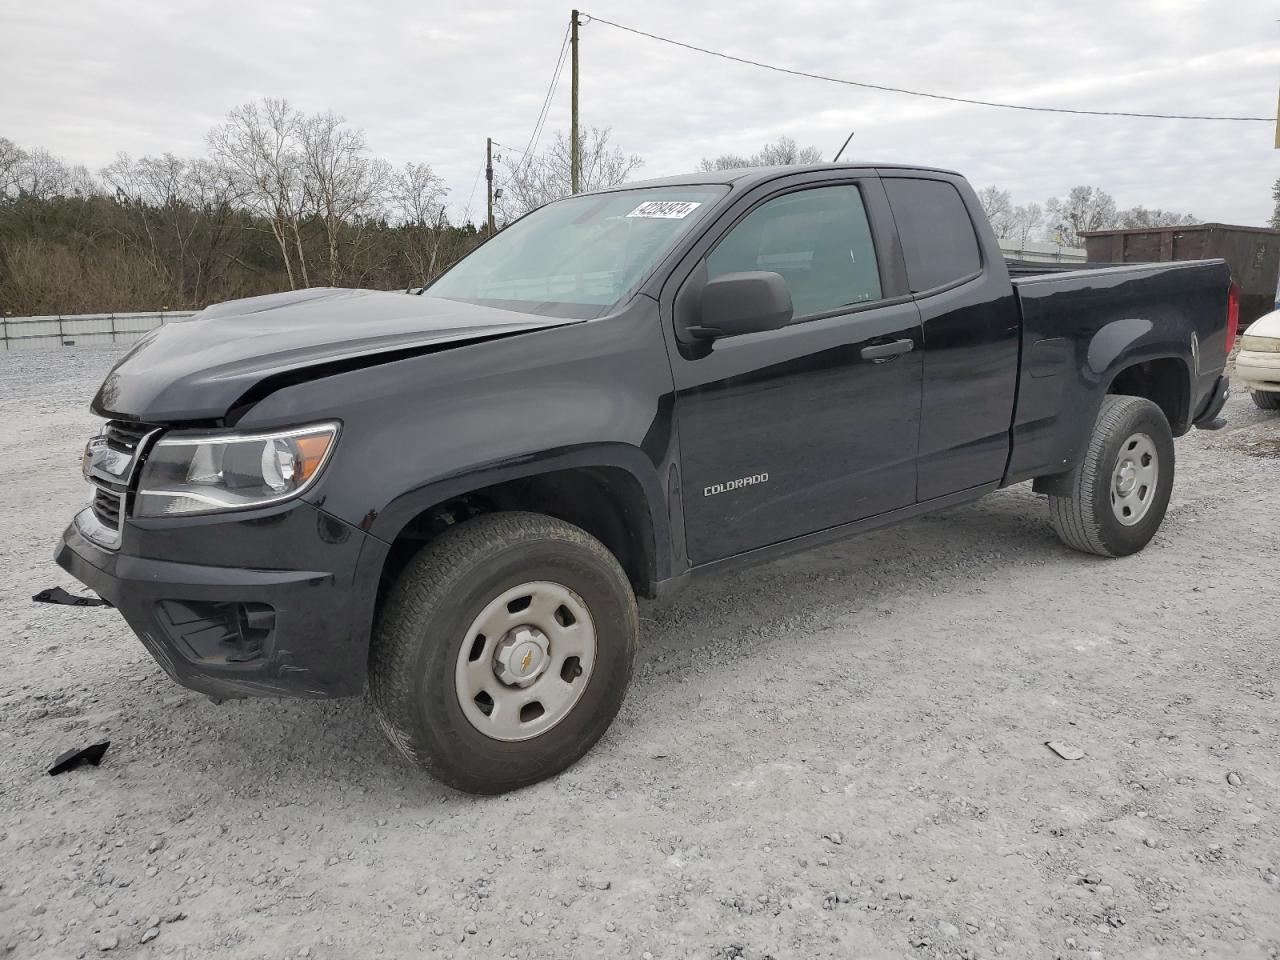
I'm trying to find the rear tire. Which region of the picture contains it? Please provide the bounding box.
[1048,395,1175,558]
[1251,389,1280,411]
[368,511,638,794]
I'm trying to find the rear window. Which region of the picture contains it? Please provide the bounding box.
[884,179,981,293]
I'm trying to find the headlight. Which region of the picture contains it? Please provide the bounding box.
[135,422,339,516]
[1240,334,1280,353]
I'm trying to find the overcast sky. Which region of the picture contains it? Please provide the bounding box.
[3,0,1277,225]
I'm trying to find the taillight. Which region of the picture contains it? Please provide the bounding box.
[1226,281,1240,350]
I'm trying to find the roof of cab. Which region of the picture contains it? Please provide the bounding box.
[588,163,963,193]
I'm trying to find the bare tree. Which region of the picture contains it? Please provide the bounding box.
[0,123,490,315]
[699,135,823,172]
[1045,186,1120,247]
[1008,202,1044,247]
[394,162,448,227]
[1117,205,1198,229]
[101,151,171,280]
[972,188,1193,247]
[393,161,450,282]
[977,186,1013,238]
[0,137,24,198]
[497,126,642,221]
[101,152,242,302]
[7,146,96,200]
[209,98,310,288]
[753,136,824,166]
[698,151,750,172]
[300,112,391,285]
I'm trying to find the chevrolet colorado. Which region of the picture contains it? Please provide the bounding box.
[56,164,1236,793]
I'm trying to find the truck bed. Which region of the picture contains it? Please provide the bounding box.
[1004,258,1129,277]
[1004,258,1232,485]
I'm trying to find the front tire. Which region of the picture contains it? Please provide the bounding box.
[1048,395,1175,558]
[1251,389,1280,411]
[368,512,638,794]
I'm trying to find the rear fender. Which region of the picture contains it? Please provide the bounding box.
[1010,316,1192,487]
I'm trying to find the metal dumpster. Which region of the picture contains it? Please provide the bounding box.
[1082,224,1280,330]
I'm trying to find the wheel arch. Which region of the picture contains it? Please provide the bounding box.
[1104,354,1193,436]
[1028,339,1191,496]
[372,447,670,611]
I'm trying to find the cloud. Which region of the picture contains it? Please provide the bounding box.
[2,0,1277,224]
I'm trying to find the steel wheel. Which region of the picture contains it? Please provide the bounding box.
[453,580,597,741]
[1110,432,1158,526]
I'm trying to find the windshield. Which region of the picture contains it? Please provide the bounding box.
[426,186,727,318]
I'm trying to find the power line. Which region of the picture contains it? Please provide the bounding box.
[460,158,485,225]
[491,139,558,171]
[581,12,1272,123]
[515,23,572,175]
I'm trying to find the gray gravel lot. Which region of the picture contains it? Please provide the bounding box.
[1,345,1278,960]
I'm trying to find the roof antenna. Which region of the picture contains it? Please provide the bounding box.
[832,131,855,163]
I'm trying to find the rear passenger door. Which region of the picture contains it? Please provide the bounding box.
[881,175,1020,500]
[663,173,924,565]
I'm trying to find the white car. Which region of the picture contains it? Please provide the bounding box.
[1238,308,1280,410]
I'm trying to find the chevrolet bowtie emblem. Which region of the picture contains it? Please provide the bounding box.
[520,650,533,672]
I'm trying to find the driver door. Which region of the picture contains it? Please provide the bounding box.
[666,176,923,565]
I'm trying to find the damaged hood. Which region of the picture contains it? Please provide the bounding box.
[93,288,581,423]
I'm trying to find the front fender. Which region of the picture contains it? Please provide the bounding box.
[368,441,674,579]
[233,298,683,583]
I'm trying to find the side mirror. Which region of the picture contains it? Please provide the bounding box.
[688,271,793,341]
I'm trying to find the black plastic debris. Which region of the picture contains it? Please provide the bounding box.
[48,741,111,776]
[32,587,112,608]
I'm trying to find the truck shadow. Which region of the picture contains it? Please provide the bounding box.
[194,486,1065,799]
[638,484,1062,668]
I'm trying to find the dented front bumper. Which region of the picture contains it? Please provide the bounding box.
[55,500,386,699]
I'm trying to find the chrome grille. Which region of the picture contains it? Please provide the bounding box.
[105,420,154,454]
[92,487,123,528]
[79,419,161,549]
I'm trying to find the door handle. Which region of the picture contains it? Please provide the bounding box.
[860,338,914,362]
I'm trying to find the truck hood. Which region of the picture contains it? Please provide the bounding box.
[93,288,581,423]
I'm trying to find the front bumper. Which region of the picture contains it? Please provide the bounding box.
[1236,350,1280,392]
[55,500,387,699]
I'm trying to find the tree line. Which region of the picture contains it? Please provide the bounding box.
[0,97,1252,317]
[0,100,641,317]
[0,104,484,316]
[977,184,1198,248]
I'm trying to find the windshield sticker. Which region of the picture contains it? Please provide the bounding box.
[626,200,702,220]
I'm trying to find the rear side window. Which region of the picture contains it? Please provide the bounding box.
[706,185,881,319]
[884,179,981,293]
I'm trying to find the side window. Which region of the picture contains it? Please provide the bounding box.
[884,179,982,293]
[706,185,881,319]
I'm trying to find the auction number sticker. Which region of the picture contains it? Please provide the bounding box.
[626,200,702,219]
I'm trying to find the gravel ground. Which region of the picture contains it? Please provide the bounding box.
[1,346,1278,960]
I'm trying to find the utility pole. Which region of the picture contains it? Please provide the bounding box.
[570,9,581,194]
[486,136,495,234]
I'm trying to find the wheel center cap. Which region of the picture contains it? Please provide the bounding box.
[493,626,550,687]
[1116,461,1137,495]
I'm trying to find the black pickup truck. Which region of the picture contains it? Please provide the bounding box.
[57,164,1235,793]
